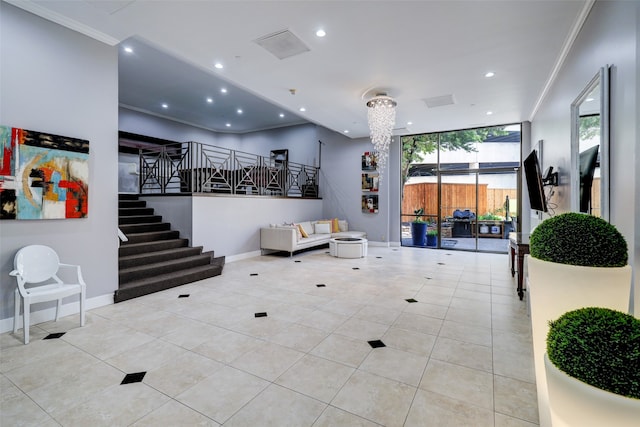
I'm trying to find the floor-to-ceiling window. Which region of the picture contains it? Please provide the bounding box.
[401,124,521,253]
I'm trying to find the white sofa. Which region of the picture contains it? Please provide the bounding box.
[260,220,366,256]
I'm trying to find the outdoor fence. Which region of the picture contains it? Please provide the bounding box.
[402,182,517,219]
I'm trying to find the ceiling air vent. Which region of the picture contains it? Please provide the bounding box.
[423,94,456,108]
[254,29,310,60]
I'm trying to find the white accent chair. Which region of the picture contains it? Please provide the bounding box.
[10,245,86,344]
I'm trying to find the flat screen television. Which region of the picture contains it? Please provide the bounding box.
[579,144,599,213]
[523,149,548,212]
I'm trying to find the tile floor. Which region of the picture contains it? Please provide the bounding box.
[1,246,538,426]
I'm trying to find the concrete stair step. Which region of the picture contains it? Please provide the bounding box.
[119,200,146,208]
[119,246,204,269]
[119,222,171,234]
[122,230,180,244]
[119,254,213,284]
[119,215,162,225]
[119,207,154,216]
[119,238,189,256]
[114,264,223,303]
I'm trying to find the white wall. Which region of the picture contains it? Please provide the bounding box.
[531,0,639,315]
[0,4,119,324]
[192,196,323,259]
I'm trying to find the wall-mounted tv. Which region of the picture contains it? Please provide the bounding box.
[523,149,548,212]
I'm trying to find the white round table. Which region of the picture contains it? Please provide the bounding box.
[329,237,368,258]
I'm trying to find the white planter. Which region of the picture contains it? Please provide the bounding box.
[544,354,640,427]
[527,257,632,426]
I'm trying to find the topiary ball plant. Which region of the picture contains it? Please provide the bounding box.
[547,307,640,399]
[530,212,628,267]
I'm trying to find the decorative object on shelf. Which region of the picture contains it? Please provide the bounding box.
[526,212,631,426]
[362,194,378,214]
[0,126,89,220]
[366,94,396,181]
[361,151,378,171]
[361,172,379,192]
[544,307,640,426]
[410,208,427,246]
[361,151,379,214]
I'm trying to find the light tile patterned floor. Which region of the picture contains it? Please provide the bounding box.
[0,246,538,426]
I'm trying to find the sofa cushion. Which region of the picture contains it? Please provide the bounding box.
[278,224,301,239]
[315,222,331,234]
[299,221,314,237]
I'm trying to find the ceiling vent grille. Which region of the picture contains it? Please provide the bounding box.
[423,94,456,108]
[254,29,310,60]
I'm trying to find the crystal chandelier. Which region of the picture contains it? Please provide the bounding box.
[366,94,396,181]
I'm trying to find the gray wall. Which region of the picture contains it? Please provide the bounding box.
[0,4,119,325]
[318,126,400,245]
[119,107,319,165]
[192,196,323,259]
[530,0,639,313]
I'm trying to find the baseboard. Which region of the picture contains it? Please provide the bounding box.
[0,293,114,334]
[226,250,262,263]
[368,241,390,247]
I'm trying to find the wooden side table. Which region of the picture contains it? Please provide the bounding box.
[509,232,530,300]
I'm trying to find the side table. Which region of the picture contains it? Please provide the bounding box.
[509,232,530,300]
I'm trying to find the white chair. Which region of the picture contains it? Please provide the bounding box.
[10,245,86,344]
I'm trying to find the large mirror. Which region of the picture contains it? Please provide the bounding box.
[570,66,610,221]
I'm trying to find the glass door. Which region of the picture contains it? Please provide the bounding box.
[438,168,517,253]
[476,169,518,253]
[439,171,478,251]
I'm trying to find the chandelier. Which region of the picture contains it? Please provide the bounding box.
[366,94,396,181]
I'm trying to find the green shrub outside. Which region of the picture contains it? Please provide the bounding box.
[530,212,628,267]
[547,307,640,399]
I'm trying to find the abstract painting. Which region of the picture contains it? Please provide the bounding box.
[0,126,89,220]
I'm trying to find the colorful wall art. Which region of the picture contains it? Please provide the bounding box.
[0,126,89,220]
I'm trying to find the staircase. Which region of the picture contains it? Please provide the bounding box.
[116,194,224,303]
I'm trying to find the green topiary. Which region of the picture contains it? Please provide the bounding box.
[530,212,628,267]
[547,307,640,399]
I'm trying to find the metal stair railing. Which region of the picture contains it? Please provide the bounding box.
[138,141,318,198]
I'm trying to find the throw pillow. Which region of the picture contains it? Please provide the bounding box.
[297,223,308,238]
[338,220,348,232]
[331,218,339,233]
[299,221,314,237]
[315,222,331,234]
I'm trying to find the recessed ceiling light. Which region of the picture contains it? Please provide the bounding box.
[407,121,413,125]
[585,97,595,102]
[221,88,227,94]
[237,109,243,114]
[343,130,349,134]
[123,46,133,53]
[485,71,495,78]
[161,103,168,109]
[225,123,231,127]
[299,107,306,112]
[214,62,223,69]
[279,113,285,118]
[206,97,213,104]
[486,111,493,115]
[316,29,326,37]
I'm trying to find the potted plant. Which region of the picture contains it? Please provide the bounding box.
[544,307,640,426]
[411,208,427,246]
[526,212,632,426]
[426,228,437,247]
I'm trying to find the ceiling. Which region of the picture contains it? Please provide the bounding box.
[11,0,590,138]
